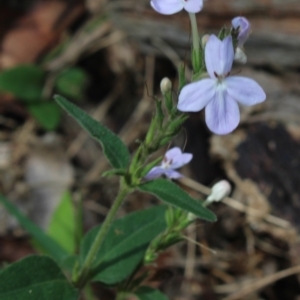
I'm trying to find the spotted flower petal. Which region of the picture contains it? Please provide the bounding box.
[226,76,266,106]
[168,154,192,170]
[171,153,193,168]
[164,147,193,169]
[164,147,182,160]
[205,35,234,78]
[205,90,240,135]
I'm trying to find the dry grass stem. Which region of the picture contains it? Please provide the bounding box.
[179,177,292,229]
[220,264,300,300]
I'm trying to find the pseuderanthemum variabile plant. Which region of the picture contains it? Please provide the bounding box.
[151,0,203,15]
[145,147,193,180]
[177,34,266,135]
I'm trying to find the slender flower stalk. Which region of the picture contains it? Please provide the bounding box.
[189,13,200,53]
[75,179,131,288]
[188,12,202,73]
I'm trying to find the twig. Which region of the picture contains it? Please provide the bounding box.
[184,222,196,279]
[45,21,112,72]
[179,177,292,229]
[220,264,300,300]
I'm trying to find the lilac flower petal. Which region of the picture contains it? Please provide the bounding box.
[184,0,203,13]
[144,166,165,180]
[205,35,234,78]
[150,0,183,15]
[171,153,193,169]
[205,90,240,135]
[165,147,182,161]
[226,76,266,106]
[165,169,183,179]
[178,79,216,112]
[205,35,221,78]
[220,36,235,75]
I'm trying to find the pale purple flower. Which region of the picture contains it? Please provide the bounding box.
[145,147,193,180]
[177,35,266,135]
[232,16,251,47]
[150,0,203,15]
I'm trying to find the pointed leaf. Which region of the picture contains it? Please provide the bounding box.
[55,95,130,169]
[135,286,168,300]
[0,195,68,265]
[138,179,216,222]
[55,67,88,100]
[0,256,78,300]
[28,101,62,130]
[80,206,167,284]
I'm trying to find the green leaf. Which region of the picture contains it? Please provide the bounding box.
[27,101,61,130]
[138,179,216,222]
[80,206,167,284]
[0,255,78,300]
[48,191,76,254]
[0,64,45,102]
[55,95,130,169]
[55,68,88,100]
[0,65,62,130]
[0,195,68,265]
[135,286,168,300]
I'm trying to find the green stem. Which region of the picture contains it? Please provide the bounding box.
[75,179,131,288]
[189,13,199,53]
[189,13,202,75]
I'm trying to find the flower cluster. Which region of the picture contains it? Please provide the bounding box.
[150,0,266,135]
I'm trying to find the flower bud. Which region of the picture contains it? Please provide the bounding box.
[232,16,251,47]
[206,180,231,203]
[160,77,172,94]
[234,47,247,64]
[201,34,210,47]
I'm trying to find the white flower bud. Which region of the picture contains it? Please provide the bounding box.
[160,77,172,94]
[234,47,247,64]
[201,34,210,47]
[206,180,231,203]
